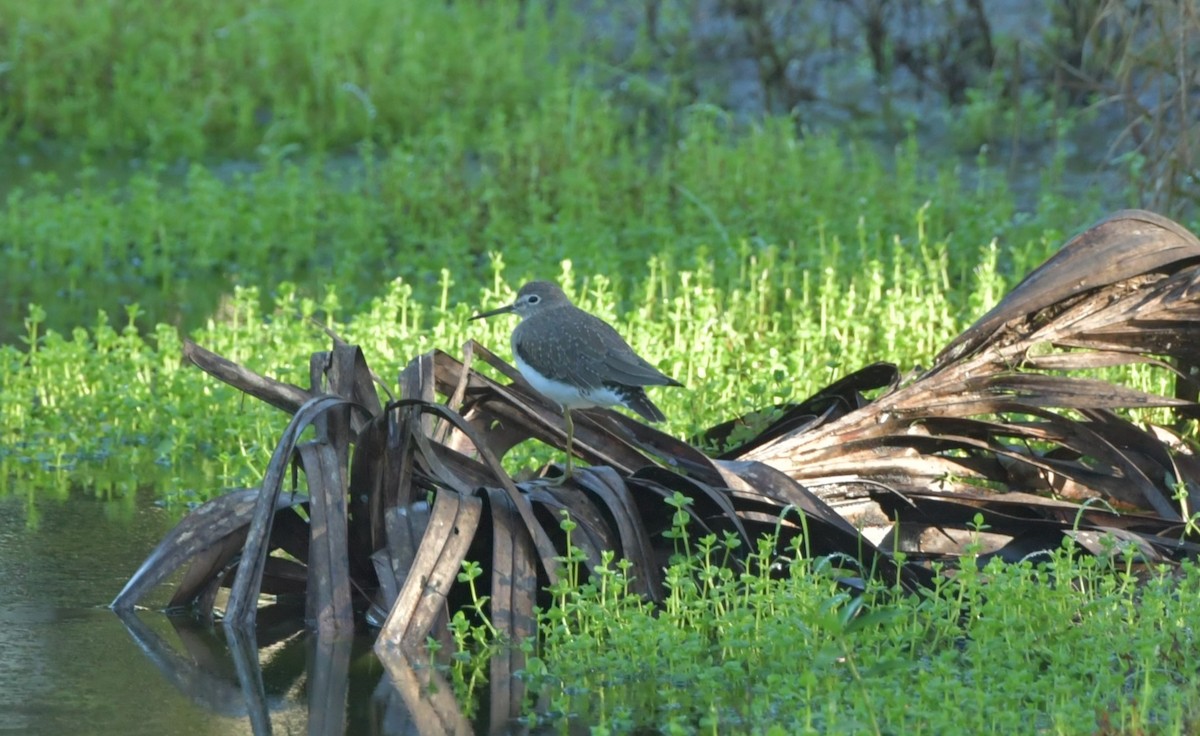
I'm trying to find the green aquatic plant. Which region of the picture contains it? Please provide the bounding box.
[524,496,1200,734]
[0,199,1183,505]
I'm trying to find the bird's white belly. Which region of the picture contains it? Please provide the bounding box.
[514,354,624,410]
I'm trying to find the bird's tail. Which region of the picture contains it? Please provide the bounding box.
[614,385,667,423]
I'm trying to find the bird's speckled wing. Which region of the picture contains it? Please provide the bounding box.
[513,309,679,390]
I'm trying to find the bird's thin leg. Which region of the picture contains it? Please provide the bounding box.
[564,408,575,479]
[547,408,574,486]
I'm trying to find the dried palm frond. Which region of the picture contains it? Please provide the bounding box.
[114,209,1200,667]
[728,209,1200,562]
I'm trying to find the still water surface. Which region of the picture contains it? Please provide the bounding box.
[0,491,498,735]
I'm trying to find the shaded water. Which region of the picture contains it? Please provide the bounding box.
[0,492,503,736]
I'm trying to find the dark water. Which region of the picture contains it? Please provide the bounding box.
[0,492,495,736]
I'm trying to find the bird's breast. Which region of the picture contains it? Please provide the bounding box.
[513,353,625,410]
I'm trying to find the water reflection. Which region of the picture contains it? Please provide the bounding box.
[0,491,540,734]
[0,493,488,734]
[113,607,532,735]
[115,609,300,724]
[0,491,286,735]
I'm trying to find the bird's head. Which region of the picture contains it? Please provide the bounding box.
[471,281,570,321]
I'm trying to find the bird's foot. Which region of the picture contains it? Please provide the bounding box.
[543,470,571,487]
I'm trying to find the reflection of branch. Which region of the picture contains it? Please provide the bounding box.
[226,625,275,736]
[114,608,277,719]
[374,649,473,736]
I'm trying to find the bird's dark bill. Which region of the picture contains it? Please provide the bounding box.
[470,303,516,320]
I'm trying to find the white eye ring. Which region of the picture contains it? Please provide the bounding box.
[527,295,540,304]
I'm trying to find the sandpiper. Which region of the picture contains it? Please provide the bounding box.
[471,281,682,481]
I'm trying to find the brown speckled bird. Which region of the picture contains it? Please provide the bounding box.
[471,281,682,481]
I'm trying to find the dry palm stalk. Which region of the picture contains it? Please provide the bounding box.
[114,209,1200,661]
[727,209,1200,561]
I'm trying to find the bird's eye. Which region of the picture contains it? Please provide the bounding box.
[527,295,540,304]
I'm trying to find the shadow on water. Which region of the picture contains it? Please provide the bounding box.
[0,491,538,735]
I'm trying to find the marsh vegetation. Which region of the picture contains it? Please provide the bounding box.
[3,1,1200,733]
